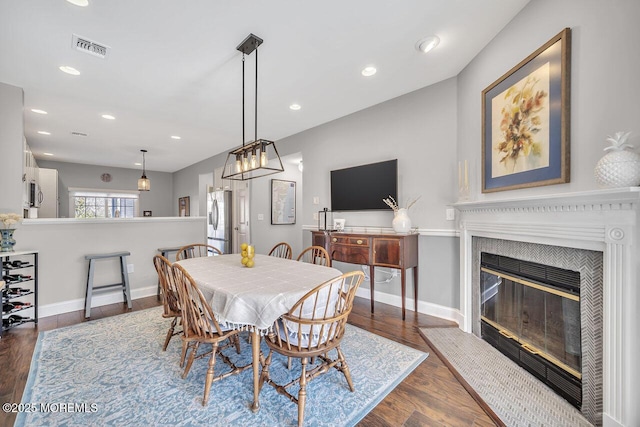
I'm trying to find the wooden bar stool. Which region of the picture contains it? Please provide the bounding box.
[156,247,182,297]
[84,251,132,318]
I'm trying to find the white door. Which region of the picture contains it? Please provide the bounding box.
[232,180,250,253]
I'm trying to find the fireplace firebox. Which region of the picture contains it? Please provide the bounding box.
[480,252,582,409]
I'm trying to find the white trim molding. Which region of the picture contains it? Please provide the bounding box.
[455,187,640,427]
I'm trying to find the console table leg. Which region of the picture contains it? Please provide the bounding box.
[369,265,375,314]
[401,268,406,320]
[413,266,419,313]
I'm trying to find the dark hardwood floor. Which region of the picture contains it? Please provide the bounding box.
[0,296,495,427]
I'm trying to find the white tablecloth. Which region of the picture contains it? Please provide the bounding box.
[175,254,342,332]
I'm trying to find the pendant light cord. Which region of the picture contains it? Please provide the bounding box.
[255,48,258,142]
[242,54,245,148]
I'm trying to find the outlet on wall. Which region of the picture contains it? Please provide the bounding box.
[313,196,320,205]
[257,213,264,221]
[127,264,134,274]
[445,208,455,221]
[313,212,318,220]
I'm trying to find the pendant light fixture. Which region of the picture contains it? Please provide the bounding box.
[222,33,284,181]
[137,149,150,191]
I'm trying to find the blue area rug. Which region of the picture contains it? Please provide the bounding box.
[17,307,427,426]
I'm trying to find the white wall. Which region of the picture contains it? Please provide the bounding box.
[37,160,174,217]
[17,217,204,316]
[0,82,24,213]
[457,0,640,201]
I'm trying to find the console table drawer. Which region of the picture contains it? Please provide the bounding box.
[330,246,370,265]
[330,236,370,246]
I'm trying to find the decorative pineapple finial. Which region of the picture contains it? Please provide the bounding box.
[594,130,640,187]
[604,131,633,152]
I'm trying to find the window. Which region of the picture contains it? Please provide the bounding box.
[68,188,140,219]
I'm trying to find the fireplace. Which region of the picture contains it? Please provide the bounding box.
[480,252,582,408]
[455,188,640,427]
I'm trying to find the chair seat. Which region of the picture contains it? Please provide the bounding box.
[275,320,329,348]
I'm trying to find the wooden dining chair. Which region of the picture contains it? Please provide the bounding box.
[296,245,331,267]
[268,242,293,259]
[175,243,222,261]
[153,255,182,351]
[259,271,365,426]
[171,263,249,406]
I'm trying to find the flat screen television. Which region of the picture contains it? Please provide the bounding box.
[330,159,397,211]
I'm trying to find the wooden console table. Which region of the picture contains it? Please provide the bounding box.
[311,231,419,320]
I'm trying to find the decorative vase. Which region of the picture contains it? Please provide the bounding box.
[594,131,640,187]
[392,208,412,234]
[1,229,16,252]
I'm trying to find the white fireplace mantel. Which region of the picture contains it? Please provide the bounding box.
[455,187,639,427]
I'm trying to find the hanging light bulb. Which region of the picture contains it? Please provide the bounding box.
[235,154,242,173]
[242,152,249,172]
[260,141,268,167]
[250,148,258,169]
[137,149,150,191]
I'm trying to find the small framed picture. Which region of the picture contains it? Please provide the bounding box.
[143,210,152,217]
[179,196,190,217]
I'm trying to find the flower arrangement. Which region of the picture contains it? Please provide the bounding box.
[0,213,22,229]
[495,74,548,172]
[382,195,421,212]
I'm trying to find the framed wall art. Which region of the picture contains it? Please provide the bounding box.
[482,28,571,193]
[271,179,296,225]
[178,196,190,217]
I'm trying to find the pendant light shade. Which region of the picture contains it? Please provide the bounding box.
[138,149,150,191]
[222,33,284,181]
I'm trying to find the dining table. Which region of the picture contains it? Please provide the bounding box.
[175,253,342,411]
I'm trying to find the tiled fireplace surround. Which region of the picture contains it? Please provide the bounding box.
[455,188,639,427]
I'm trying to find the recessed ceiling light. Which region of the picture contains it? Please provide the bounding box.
[134,162,142,166]
[415,35,440,53]
[289,104,301,111]
[171,135,181,140]
[66,0,89,6]
[43,152,54,156]
[361,66,377,77]
[31,109,48,115]
[59,65,80,75]
[101,114,116,120]
[37,131,51,135]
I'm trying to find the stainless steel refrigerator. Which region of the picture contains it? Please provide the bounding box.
[207,189,232,254]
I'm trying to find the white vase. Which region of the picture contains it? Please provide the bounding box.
[392,208,412,234]
[594,150,640,188]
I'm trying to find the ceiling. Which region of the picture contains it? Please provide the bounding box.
[0,0,529,173]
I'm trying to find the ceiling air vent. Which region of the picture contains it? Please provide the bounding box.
[71,34,110,59]
[71,131,88,137]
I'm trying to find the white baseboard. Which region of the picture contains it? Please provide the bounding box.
[38,285,158,318]
[355,287,462,325]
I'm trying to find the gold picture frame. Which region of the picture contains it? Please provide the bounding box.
[482,28,571,193]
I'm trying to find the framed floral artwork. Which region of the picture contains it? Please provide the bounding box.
[482,28,571,193]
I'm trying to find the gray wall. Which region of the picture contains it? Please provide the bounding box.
[279,76,459,232]
[250,154,304,257]
[0,82,24,213]
[457,0,640,200]
[37,160,174,217]
[172,152,227,217]
[174,76,461,309]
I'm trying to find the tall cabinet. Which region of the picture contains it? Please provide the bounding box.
[1,250,38,336]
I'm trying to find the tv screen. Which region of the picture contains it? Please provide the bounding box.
[330,159,398,211]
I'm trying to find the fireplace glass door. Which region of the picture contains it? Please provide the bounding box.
[481,266,582,376]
